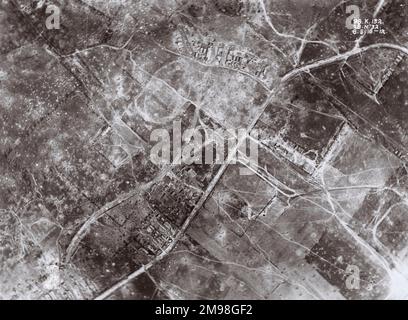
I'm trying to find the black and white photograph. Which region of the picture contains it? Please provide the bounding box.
[0,0,408,306]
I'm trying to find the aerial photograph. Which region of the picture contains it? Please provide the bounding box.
[1,0,408,302]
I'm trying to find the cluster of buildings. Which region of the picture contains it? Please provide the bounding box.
[133,211,177,257]
[173,27,270,81]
